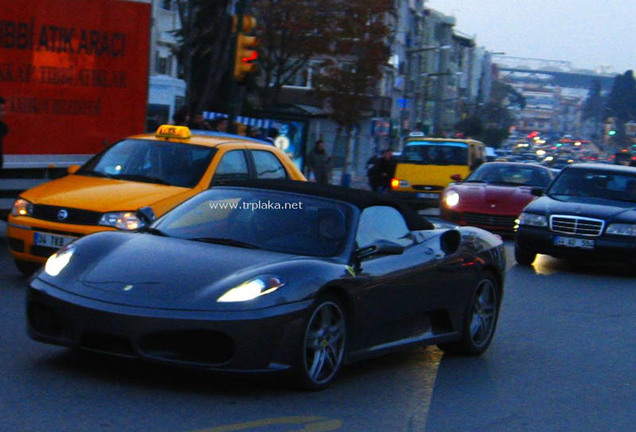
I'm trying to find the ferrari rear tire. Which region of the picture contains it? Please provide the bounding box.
[294,296,346,391]
[439,272,500,356]
[514,244,536,266]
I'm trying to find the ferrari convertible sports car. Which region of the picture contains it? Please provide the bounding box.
[440,162,556,234]
[27,180,506,390]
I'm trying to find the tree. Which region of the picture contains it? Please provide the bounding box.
[174,0,233,115]
[251,0,331,108]
[582,78,605,139]
[606,70,636,146]
[310,0,394,182]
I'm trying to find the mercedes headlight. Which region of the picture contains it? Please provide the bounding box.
[217,276,285,303]
[606,223,636,237]
[443,190,460,207]
[99,212,145,230]
[44,244,76,277]
[11,198,34,217]
[518,213,548,227]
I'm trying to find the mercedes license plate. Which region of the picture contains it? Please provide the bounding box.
[553,236,595,250]
[34,232,76,248]
[416,192,438,199]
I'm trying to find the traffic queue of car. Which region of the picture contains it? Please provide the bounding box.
[9,125,507,390]
[6,125,635,390]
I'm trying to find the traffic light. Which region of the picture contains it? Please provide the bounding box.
[233,15,258,81]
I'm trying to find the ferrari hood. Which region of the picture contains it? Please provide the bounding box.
[21,174,191,212]
[65,234,299,310]
[453,183,534,212]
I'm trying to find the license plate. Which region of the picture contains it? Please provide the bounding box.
[416,192,438,199]
[554,236,595,250]
[34,232,77,248]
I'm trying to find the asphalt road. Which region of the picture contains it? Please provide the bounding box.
[0,221,634,432]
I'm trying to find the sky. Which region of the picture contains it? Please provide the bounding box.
[425,0,635,74]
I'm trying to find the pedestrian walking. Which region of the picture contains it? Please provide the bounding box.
[0,96,8,173]
[306,140,333,185]
[376,148,397,193]
[172,106,190,126]
[366,152,381,192]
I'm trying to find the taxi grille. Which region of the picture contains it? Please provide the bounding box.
[550,215,604,237]
[32,205,102,225]
[412,185,444,192]
[463,213,517,229]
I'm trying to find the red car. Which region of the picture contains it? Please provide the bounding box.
[440,162,556,233]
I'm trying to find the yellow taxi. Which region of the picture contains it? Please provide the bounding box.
[391,134,486,208]
[7,125,305,274]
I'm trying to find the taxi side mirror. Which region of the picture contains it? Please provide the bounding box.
[450,174,463,182]
[67,165,80,175]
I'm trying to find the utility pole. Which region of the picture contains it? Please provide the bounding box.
[227,0,247,133]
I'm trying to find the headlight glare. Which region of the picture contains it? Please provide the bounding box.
[606,223,636,237]
[217,276,285,303]
[99,212,145,230]
[443,190,460,207]
[11,198,33,217]
[518,213,548,227]
[44,244,75,276]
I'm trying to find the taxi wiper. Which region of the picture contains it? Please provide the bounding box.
[112,174,172,185]
[142,227,169,237]
[190,237,262,249]
[77,169,115,178]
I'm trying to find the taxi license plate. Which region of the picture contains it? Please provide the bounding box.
[416,192,438,199]
[34,232,77,248]
[553,236,595,250]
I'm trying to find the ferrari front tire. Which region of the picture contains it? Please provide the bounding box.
[295,296,347,391]
[514,244,536,266]
[439,272,500,356]
[15,259,41,277]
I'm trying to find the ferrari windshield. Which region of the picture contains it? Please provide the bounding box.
[465,163,553,187]
[547,168,636,203]
[153,188,354,257]
[401,141,468,165]
[78,139,216,188]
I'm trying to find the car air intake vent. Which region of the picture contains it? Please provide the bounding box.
[412,185,444,191]
[32,205,102,225]
[550,215,604,237]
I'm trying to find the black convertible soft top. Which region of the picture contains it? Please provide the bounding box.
[213,179,435,231]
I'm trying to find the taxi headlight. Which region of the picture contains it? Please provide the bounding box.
[44,244,76,277]
[217,276,285,303]
[11,198,34,217]
[99,212,145,230]
[606,223,636,237]
[518,213,548,227]
[443,190,460,207]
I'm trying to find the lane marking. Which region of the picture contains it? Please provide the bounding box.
[190,416,342,432]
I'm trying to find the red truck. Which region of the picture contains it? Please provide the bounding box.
[0,0,151,216]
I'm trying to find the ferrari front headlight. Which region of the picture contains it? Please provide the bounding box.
[99,212,145,230]
[44,244,76,277]
[443,190,460,207]
[11,198,34,217]
[518,213,548,227]
[606,223,636,237]
[217,276,285,303]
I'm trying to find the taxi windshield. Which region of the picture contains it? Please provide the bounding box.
[78,139,216,188]
[401,141,468,165]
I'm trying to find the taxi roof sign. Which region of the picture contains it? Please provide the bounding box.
[156,125,191,140]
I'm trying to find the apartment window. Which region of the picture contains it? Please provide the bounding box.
[161,0,173,10]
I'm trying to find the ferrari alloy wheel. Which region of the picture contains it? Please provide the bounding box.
[297,296,346,390]
[514,244,536,266]
[439,273,500,356]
